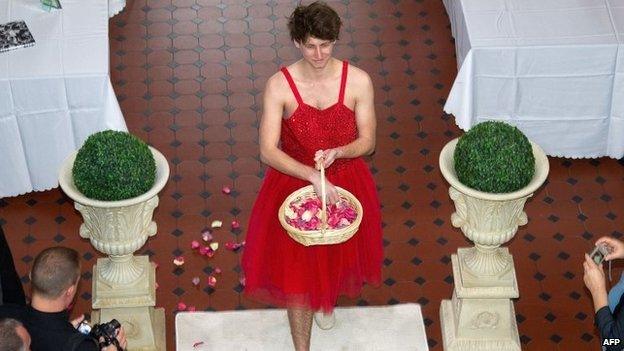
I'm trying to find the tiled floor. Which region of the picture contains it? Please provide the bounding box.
[1,0,623,350]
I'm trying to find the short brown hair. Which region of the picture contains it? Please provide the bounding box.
[31,246,80,298]
[0,318,26,351]
[288,2,342,43]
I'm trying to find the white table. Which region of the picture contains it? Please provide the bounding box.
[443,0,624,158]
[0,0,127,198]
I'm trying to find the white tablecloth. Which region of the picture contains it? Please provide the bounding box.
[443,0,624,158]
[0,0,127,198]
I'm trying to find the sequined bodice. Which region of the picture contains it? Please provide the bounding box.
[279,61,358,171]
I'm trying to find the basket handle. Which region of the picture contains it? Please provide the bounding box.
[319,160,327,235]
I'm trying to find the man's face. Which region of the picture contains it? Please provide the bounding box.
[16,325,31,351]
[296,36,335,69]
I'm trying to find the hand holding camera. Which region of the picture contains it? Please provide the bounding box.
[76,318,127,351]
[595,236,624,262]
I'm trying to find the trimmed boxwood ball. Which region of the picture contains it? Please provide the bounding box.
[454,121,535,193]
[72,130,156,201]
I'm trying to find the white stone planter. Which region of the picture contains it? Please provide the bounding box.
[439,137,549,351]
[59,146,169,350]
[439,138,549,276]
[59,147,169,286]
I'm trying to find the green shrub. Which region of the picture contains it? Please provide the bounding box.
[454,121,535,193]
[72,130,156,201]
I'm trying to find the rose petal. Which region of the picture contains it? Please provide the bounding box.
[225,242,242,251]
[239,276,246,286]
[209,242,219,251]
[173,256,185,266]
[211,220,222,229]
[192,277,200,286]
[207,275,217,287]
[191,240,200,249]
[231,220,240,229]
[199,246,209,256]
[301,210,313,221]
[177,302,187,311]
[202,231,213,242]
[214,267,222,274]
[222,186,231,194]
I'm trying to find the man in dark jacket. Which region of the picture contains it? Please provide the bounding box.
[0,246,126,351]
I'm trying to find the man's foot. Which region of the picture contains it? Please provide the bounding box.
[314,312,336,330]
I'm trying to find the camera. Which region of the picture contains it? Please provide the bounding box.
[78,319,122,350]
[589,244,611,265]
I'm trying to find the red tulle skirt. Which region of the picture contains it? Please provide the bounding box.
[242,158,383,313]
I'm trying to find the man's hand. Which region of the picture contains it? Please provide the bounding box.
[595,236,624,261]
[100,326,127,351]
[314,149,341,169]
[70,314,85,329]
[583,253,609,312]
[583,253,606,294]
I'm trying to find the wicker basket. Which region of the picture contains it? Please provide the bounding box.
[278,164,363,246]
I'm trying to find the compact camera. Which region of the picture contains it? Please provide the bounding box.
[589,244,611,265]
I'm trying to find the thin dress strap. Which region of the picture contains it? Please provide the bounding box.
[338,60,348,104]
[280,67,304,105]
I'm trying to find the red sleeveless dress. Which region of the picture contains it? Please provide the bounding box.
[242,61,383,313]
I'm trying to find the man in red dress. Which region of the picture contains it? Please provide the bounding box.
[243,2,381,350]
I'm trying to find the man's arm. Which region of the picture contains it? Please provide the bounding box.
[318,67,376,167]
[259,72,320,183]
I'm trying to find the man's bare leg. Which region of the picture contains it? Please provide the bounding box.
[287,308,313,351]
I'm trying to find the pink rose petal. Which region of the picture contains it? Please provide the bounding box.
[239,276,246,286]
[286,196,357,231]
[214,267,222,274]
[177,302,187,311]
[199,246,209,256]
[222,186,231,194]
[207,275,217,287]
[225,242,243,251]
[231,220,240,229]
[191,240,200,249]
[173,256,185,266]
[192,277,200,286]
[202,231,213,242]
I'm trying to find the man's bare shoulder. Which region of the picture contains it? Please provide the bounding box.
[346,63,373,98]
[346,63,373,87]
[265,70,293,98]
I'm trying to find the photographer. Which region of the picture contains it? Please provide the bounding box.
[584,236,624,350]
[0,247,126,351]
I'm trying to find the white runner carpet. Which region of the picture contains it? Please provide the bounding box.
[176,303,429,350]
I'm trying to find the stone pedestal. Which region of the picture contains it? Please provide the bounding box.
[93,307,166,351]
[92,255,165,350]
[440,248,520,351]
